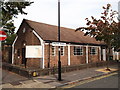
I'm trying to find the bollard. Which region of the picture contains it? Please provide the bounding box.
[33,71,37,77]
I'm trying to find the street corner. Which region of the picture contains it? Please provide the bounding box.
[95,68,118,73]
[1,83,14,88]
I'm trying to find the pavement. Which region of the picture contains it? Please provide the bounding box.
[1,64,119,89]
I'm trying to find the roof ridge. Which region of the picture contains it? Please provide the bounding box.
[24,19,79,31]
[21,19,104,45]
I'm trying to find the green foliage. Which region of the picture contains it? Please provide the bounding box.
[6,33,17,45]
[2,33,17,45]
[0,0,33,34]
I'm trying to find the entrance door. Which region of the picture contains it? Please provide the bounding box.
[22,48,26,64]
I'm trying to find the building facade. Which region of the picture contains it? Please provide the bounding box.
[12,19,118,69]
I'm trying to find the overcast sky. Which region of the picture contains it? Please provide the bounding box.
[13,0,119,32]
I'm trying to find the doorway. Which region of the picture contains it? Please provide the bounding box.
[22,48,26,67]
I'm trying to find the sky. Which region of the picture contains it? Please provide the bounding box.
[13,0,120,32]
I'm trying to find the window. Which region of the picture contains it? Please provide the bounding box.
[52,46,56,56]
[74,46,83,55]
[90,47,97,55]
[61,46,64,56]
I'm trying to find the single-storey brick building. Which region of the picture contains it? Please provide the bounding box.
[12,19,119,69]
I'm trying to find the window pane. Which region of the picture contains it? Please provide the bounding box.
[74,46,83,55]
[52,46,55,56]
[90,47,96,55]
[61,46,64,55]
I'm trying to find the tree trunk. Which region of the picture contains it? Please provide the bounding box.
[106,45,111,71]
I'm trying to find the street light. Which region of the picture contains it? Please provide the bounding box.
[58,0,61,81]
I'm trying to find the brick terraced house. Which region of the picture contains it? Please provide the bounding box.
[12,19,119,69]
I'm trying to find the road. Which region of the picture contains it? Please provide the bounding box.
[63,72,119,88]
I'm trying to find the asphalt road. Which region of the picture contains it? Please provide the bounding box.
[1,69,28,84]
[63,73,119,89]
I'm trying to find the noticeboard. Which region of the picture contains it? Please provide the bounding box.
[26,45,42,58]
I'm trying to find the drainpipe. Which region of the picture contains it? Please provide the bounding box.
[32,30,44,69]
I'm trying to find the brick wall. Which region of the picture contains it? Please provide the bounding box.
[70,46,86,66]
[14,21,41,68]
[44,45,101,68]
[44,45,68,68]
[13,21,103,69]
[88,47,100,63]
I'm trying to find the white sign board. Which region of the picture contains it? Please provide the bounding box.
[26,46,42,58]
[52,42,66,46]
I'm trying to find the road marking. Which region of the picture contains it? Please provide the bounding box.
[61,72,118,88]
[96,68,118,73]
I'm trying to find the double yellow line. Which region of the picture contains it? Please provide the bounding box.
[60,72,118,89]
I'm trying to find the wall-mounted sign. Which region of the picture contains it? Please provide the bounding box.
[52,42,66,46]
[26,45,42,58]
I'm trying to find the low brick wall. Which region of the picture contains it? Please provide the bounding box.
[2,61,118,78]
[2,63,30,77]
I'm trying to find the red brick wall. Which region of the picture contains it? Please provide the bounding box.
[70,46,86,66]
[44,45,68,68]
[44,45,100,68]
[88,47,100,63]
[14,21,41,68]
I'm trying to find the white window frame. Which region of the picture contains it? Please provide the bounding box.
[90,47,97,55]
[74,46,83,56]
[61,46,64,56]
[52,46,56,56]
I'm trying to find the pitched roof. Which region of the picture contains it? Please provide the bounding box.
[24,19,105,45]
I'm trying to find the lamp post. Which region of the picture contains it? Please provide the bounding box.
[58,0,61,81]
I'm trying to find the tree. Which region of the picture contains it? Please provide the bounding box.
[76,4,119,70]
[0,0,33,34]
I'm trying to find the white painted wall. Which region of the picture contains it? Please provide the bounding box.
[68,44,70,65]
[102,49,106,61]
[86,45,89,64]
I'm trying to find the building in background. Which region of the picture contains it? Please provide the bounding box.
[11,19,118,69]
